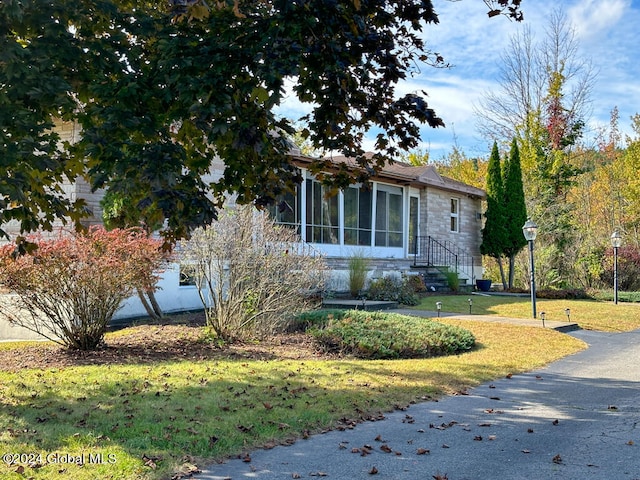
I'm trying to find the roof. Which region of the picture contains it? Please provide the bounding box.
[291,152,486,199]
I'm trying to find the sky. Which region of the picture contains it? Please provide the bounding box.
[278,0,640,161]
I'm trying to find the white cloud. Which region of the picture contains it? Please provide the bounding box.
[568,0,629,40]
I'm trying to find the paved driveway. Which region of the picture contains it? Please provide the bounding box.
[196,328,640,480]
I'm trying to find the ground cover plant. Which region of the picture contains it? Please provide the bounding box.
[309,310,475,359]
[415,294,640,331]
[0,311,585,480]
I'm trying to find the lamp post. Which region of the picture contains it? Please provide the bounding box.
[468,298,473,315]
[436,302,442,318]
[611,230,622,305]
[565,308,571,322]
[522,219,538,319]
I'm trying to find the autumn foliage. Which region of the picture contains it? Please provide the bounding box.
[0,227,169,350]
[179,206,326,342]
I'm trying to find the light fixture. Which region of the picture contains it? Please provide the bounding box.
[611,230,623,305]
[436,301,442,317]
[540,311,546,328]
[522,219,538,318]
[468,298,473,315]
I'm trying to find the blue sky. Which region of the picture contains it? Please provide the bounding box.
[278,0,640,161]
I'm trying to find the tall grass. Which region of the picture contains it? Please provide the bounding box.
[348,252,370,297]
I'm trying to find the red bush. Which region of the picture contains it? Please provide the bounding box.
[0,227,170,350]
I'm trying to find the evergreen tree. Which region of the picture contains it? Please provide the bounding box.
[480,142,508,286]
[502,138,528,288]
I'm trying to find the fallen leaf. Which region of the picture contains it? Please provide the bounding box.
[552,419,559,426]
[473,436,483,441]
[369,466,378,475]
[628,440,635,446]
[522,449,531,454]
[374,434,383,442]
[506,373,513,379]
[527,428,534,433]
[292,473,301,479]
[608,405,618,410]
[552,454,562,464]
[242,454,251,463]
[416,448,430,455]
[380,444,393,453]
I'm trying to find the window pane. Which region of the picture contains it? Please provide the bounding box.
[388,193,402,232]
[409,197,418,254]
[359,188,372,228]
[344,188,358,228]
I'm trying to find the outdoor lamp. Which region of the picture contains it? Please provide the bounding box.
[436,301,442,317]
[468,298,473,314]
[611,230,622,305]
[522,219,538,318]
[540,311,546,328]
[565,308,571,322]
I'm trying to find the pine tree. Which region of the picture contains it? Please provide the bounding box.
[480,142,508,286]
[503,138,528,288]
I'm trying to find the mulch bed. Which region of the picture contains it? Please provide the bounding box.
[0,313,330,373]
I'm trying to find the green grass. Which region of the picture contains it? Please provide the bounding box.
[415,294,640,331]
[0,317,586,480]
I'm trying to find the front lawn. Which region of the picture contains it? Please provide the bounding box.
[414,294,640,331]
[0,314,585,480]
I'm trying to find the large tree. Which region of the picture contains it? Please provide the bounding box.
[480,141,508,285]
[0,0,523,242]
[502,138,528,288]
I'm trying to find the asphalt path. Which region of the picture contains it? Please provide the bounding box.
[196,328,640,480]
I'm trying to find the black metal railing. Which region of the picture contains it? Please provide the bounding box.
[413,236,475,281]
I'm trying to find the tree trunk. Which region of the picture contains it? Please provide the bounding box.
[137,289,164,321]
[497,256,507,290]
[508,254,516,290]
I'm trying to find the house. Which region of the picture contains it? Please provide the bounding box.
[1,121,485,339]
[272,152,486,292]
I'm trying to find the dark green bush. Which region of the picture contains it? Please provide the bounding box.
[536,289,591,300]
[288,309,347,332]
[309,310,475,359]
[366,276,419,306]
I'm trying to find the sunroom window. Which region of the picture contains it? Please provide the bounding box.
[375,185,403,247]
[306,179,339,244]
[344,185,372,246]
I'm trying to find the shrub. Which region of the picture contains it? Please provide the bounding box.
[288,309,347,332]
[536,289,591,300]
[366,275,419,306]
[405,274,427,293]
[0,227,168,350]
[348,252,369,297]
[179,206,327,342]
[310,310,475,359]
[443,268,460,292]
